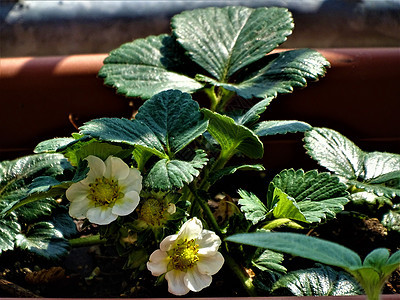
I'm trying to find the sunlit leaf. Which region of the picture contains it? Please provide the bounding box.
[0,154,72,205]
[226,232,362,269]
[15,221,70,260]
[202,109,263,159]
[145,150,208,190]
[34,137,75,153]
[233,98,274,126]
[271,169,349,223]
[135,90,208,154]
[271,265,363,296]
[305,127,400,197]
[253,120,311,136]
[99,35,203,99]
[238,189,268,225]
[172,6,293,81]
[252,249,287,274]
[381,206,400,232]
[80,90,208,158]
[213,49,330,99]
[0,209,20,253]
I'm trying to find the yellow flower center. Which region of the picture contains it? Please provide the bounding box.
[88,177,122,207]
[140,198,173,227]
[170,238,199,271]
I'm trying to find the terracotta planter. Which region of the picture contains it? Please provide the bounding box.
[1,48,399,166]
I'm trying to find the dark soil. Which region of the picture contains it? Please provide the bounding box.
[1,213,399,298]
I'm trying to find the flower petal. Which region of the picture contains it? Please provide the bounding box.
[197,252,224,275]
[197,229,222,256]
[86,206,117,225]
[85,155,106,180]
[178,217,203,240]
[165,269,190,296]
[66,181,90,203]
[119,168,142,193]
[104,156,129,180]
[68,197,94,219]
[112,191,140,216]
[160,234,179,252]
[167,203,176,215]
[184,266,212,292]
[147,250,169,276]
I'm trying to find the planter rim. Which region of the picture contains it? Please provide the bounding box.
[1,48,400,78]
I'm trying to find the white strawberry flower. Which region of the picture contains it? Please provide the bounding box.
[66,155,142,225]
[147,217,224,295]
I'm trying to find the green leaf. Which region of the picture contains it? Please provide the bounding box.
[228,231,398,300]
[304,127,365,179]
[348,180,400,199]
[132,145,154,172]
[145,149,208,190]
[252,249,287,274]
[34,137,75,153]
[135,90,208,154]
[62,140,129,166]
[386,250,400,269]
[80,90,208,159]
[172,6,293,81]
[381,207,400,232]
[271,169,349,223]
[79,118,166,158]
[0,212,20,254]
[363,248,390,270]
[270,187,307,223]
[212,49,330,99]
[271,265,363,296]
[226,232,362,270]
[202,109,263,159]
[234,98,274,126]
[349,191,393,208]
[263,218,305,230]
[239,185,309,229]
[3,177,71,216]
[361,248,400,277]
[0,153,72,204]
[15,221,70,260]
[98,34,203,99]
[363,153,400,182]
[209,164,265,185]
[253,120,311,136]
[238,189,268,225]
[297,199,349,224]
[305,127,400,198]
[351,152,400,197]
[14,198,57,223]
[51,211,78,239]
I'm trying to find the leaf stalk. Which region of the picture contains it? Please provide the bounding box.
[69,234,106,247]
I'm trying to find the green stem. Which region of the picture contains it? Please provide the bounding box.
[69,234,106,247]
[215,89,235,113]
[223,251,257,296]
[362,283,382,300]
[198,149,233,192]
[205,87,219,112]
[364,288,381,300]
[188,184,221,236]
